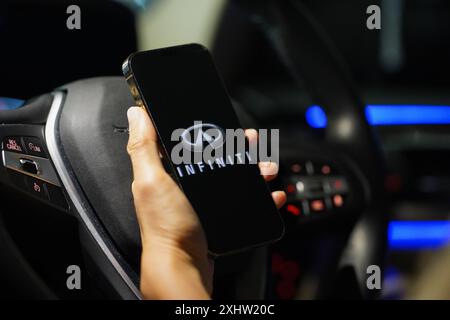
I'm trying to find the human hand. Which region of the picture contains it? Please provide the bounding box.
[126,106,286,299]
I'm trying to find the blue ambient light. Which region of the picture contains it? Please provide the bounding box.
[306,105,450,127]
[366,105,450,126]
[305,105,327,128]
[388,221,450,250]
[0,97,25,111]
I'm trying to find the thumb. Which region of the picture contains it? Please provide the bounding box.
[127,106,163,180]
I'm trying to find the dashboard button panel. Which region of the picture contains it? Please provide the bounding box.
[2,134,68,210]
[282,160,350,219]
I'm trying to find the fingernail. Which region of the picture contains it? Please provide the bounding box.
[127,107,140,129]
[259,162,278,175]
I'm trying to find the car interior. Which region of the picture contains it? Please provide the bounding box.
[0,0,449,300]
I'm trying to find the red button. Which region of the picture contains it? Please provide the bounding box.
[290,164,302,173]
[321,165,331,175]
[3,136,24,153]
[334,179,343,189]
[25,177,48,200]
[286,204,301,216]
[333,194,344,207]
[286,184,296,194]
[310,199,325,212]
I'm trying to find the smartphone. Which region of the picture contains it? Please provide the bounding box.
[122,44,284,256]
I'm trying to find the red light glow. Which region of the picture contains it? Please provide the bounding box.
[286,204,301,216]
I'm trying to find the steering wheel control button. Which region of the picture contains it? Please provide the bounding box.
[19,158,39,175]
[306,179,324,194]
[305,161,314,175]
[2,150,61,187]
[286,204,301,216]
[326,177,349,193]
[25,177,48,200]
[332,194,345,208]
[286,184,296,194]
[290,163,305,174]
[23,137,47,158]
[313,162,335,175]
[309,199,325,212]
[320,164,331,175]
[2,136,25,154]
[46,184,68,210]
[295,181,305,193]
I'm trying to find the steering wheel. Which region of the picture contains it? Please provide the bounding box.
[0,0,387,299]
[214,0,388,299]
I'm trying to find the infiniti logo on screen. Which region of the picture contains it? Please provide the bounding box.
[181,123,225,151]
[171,121,279,178]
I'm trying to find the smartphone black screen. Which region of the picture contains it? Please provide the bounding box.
[124,44,284,255]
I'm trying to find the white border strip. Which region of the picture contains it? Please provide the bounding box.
[45,91,142,299]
